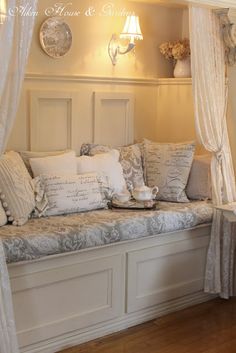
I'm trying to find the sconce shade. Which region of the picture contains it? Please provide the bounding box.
[0,0,6,24]
[120,16,143,42]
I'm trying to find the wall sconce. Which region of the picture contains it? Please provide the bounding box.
[0,0,6,25]
[108,15,143,65]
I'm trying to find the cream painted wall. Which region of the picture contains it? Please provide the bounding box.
[27,0,183,78]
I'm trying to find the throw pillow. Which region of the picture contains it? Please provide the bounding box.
[37,173,109,217]
[0,151,35,225]
[19,149,69,176]
[143,140,195,202]
[80,143,145,191]
[29,151,77,177]
[186,154,212,200]
[77,150,127,193]
[0,203,7,226]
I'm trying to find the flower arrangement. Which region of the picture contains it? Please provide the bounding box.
[159,39,190,61]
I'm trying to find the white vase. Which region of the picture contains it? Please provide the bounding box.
[173,57,191,78]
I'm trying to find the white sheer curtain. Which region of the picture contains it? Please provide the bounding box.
[189,6,236,298]
[0,1,37,352]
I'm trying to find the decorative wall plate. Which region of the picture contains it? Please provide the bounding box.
[39,17,72,58]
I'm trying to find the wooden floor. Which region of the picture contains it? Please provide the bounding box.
[58,298,236,353]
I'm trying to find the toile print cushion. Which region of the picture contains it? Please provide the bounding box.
[143,140,195,202]
[0,151,35,225]
[80,143,145,191]
[36,173,110,217]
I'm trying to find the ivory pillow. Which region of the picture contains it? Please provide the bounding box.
[0,151,35,225]
[80,143,145,190]
[143,141,195,202]
[0,203,7,226]
[38,173,109,217]
[20,150,68,176]
[186,155,212,200]
[30,151,77,177]
[77,150,127,193]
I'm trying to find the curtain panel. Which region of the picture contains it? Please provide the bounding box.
[0,1,37,352]
[189,6,236,298]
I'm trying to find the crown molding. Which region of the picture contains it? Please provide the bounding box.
[128,0,236,9]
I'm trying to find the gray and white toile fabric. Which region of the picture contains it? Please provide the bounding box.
[190,7,236,298]
[0,1,37,352]
[0,201,213,264]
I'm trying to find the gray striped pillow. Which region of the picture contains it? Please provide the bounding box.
[0,203,7,226]
[0,151,35,226]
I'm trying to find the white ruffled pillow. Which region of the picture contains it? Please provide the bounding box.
[29,151,77,177]
[77,150,127,194]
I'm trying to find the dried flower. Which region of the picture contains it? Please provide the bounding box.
[159,38,190,61]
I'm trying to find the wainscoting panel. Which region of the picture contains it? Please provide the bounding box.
[30,90,79,151]
[126,235,209,313]
[93,92,134,146]
[12,253,124,347]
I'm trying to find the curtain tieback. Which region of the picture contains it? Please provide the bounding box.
[215,150,223,164]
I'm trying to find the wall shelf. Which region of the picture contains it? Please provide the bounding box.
[157,78,192,85]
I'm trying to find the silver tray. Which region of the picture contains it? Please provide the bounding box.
[109,199,158,211]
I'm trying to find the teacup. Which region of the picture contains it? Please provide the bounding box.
[113,192,131,203]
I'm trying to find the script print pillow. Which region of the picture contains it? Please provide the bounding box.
[80,143,144,190]
[143,141,195,202]
[37,173,109,217]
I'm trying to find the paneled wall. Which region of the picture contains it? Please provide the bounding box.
[8,76,160,151]
[8,1,190,152]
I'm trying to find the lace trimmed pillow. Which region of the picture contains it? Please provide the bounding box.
[34,173,111,217]
[0,151,35,225]
[143,141,195,202]
[80,143,145,191]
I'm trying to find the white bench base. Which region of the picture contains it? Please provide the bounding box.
[8,224,215,353]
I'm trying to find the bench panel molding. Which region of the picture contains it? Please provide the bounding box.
[8,224,213,353]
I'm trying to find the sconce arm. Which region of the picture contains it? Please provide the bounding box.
[118,42,135,55]
[108,34,135,66]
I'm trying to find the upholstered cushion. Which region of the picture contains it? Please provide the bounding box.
[37,173,109,217]
[143,140,195,202]
[0,151,35,225]
[80,143,144,191]
[19,150,68,176]
[77,150,127,193]
[0,203,7,226]
[186,154,212,200]
[29,151,77,177]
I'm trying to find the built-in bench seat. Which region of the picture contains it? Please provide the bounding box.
[5,200,213,353]
[1,200,213,264]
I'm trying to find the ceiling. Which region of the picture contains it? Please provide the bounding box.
[128,0,236,9]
